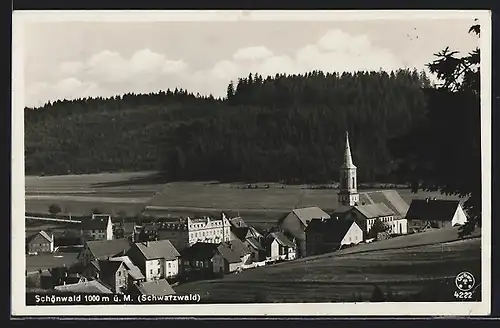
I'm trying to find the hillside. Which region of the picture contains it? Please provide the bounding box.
[174,228,482,302]
[25,69,432,183]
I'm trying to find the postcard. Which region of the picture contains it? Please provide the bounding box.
[11,9,491,317]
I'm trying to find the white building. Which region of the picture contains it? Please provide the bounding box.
[344,203,408,236]
[126,240,181,281]
[157,214,232,251]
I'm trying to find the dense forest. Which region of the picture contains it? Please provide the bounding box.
[25,69,434,183]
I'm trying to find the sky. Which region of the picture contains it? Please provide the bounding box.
[20,13,481,108]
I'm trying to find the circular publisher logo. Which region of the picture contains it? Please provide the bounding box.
[455,271,475,292]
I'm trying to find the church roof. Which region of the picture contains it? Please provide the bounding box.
[357,190,409,218]
[340,131,356,169]
[353,203,395,219]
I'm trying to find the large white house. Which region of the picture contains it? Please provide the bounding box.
[126,240,181,281]
[156,214,232,251]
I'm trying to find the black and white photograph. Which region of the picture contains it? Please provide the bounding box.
[11,10,492,317]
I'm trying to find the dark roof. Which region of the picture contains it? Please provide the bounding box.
[180,242,219,261]
[216,244,242,264]
[98,259,124,278]
[229,217,248,228]
[405,199,461,222]
[115,222,136,234]
[134,240,180,261]
[247,226,264,239]
[134,279,175,296]
[357,190,409,217]
[268,232,295,248]
[221,239,251,257]
[81,217,110,231]
[26,230,53,243]
[86,239,132,259]
[306,219,359,243]
[230,226,251,241]
[245,237,264,251]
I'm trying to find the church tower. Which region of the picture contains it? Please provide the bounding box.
[338,131,359,207]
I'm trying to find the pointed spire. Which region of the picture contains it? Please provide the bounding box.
[341,131,356,169]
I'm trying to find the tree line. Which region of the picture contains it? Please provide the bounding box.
[25,68,432,184]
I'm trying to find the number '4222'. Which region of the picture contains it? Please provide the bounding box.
[454,291,473,299]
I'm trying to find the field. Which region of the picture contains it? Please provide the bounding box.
[26,251,79,273]
[25,171,462,226]
[174,227,482,303]
[25,171,165,217]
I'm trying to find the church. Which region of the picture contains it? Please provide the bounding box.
[280,131,410,258]
[336,131,409,236]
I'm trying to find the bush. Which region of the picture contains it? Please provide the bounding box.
[370,285,386,302]
[48,204,62,215]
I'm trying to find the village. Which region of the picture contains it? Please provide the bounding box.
[25,132,470,298]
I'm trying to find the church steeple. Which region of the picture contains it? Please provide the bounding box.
[338,131,359,207]
[341,131,356,169]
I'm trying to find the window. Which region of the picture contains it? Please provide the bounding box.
[168,262,171,268]
[150,269,153,275]
[157,259,160,265]
[118,271,121,276]
[157,268,160,274]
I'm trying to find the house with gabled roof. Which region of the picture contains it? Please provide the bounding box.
[305,219,363,256]
[264,231,297,261]
[213,243,244,275]
[405,199,467,232]
[82,255,145,292]
[77,238,132,267]
[126,240,181,282]
[26,230,54,254]
[80,214,113,242]
[96,259,129,293]
[220,239,252,265]
[279,206,331,258]
[244,237,266,262]
[344,202,408,237]
[180,242,219,277]
[113,221,136,242]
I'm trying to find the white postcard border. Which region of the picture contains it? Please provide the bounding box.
[11,9,492,317]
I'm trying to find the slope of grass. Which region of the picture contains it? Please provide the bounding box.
[175,228,482,303]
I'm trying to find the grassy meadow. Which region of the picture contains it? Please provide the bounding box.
[175,228,482,302]
[25,171,463,226]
